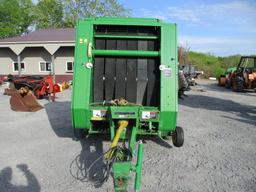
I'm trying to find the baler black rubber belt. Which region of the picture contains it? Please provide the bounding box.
[93,57,104,102]
[116,39,127,50]
[138,40,148,51]
[136,39,148,105]
[126,58,137,103]
[136,58,148,105]
[105,58,116,101]
[115,40,127,99]
[127,39,138,50]
[104,38,117,101]
[106,39,116,50]
[147,40,155,51]
[95,39,106,49]
[115,58,126,99]
[147,58,158,106]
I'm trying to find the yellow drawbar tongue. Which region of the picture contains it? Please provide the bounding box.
[105,120,129,160]
[110,120,129,148]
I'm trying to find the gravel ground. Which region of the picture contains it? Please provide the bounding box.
[0,80,255,192]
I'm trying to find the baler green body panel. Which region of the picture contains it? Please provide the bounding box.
[71,17,178,136]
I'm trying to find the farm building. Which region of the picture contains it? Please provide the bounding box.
[0,28,75,83]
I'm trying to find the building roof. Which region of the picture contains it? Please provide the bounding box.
[0,28,75,44]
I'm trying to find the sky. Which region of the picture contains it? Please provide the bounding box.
[119,0,256,56]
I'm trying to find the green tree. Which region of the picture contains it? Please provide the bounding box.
[219,54,241,69]
[0,0,34,38]
[63,0,132,27]
[34,0,64,29]
[189,51,224,78]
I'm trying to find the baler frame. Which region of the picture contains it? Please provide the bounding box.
[71,18,183,191]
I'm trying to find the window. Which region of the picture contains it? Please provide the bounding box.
[39,61,51,72]
[13,62,25,72]
[66,61,74,72]
[239,57,256,71]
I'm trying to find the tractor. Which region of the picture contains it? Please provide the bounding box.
[219,56,256,92]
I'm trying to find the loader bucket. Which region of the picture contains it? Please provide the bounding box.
[10,90,43,112]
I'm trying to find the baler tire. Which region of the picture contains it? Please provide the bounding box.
[73,128,88,139]
[172,126,184,147]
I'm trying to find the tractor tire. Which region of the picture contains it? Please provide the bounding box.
[172,126,184,147]
[74,128,88,139]
[178,71,189,91]
[178,71,190,98]
[232,76,244,92]
[225,79,232,89]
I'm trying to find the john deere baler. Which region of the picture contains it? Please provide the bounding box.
[71,18,183,191]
